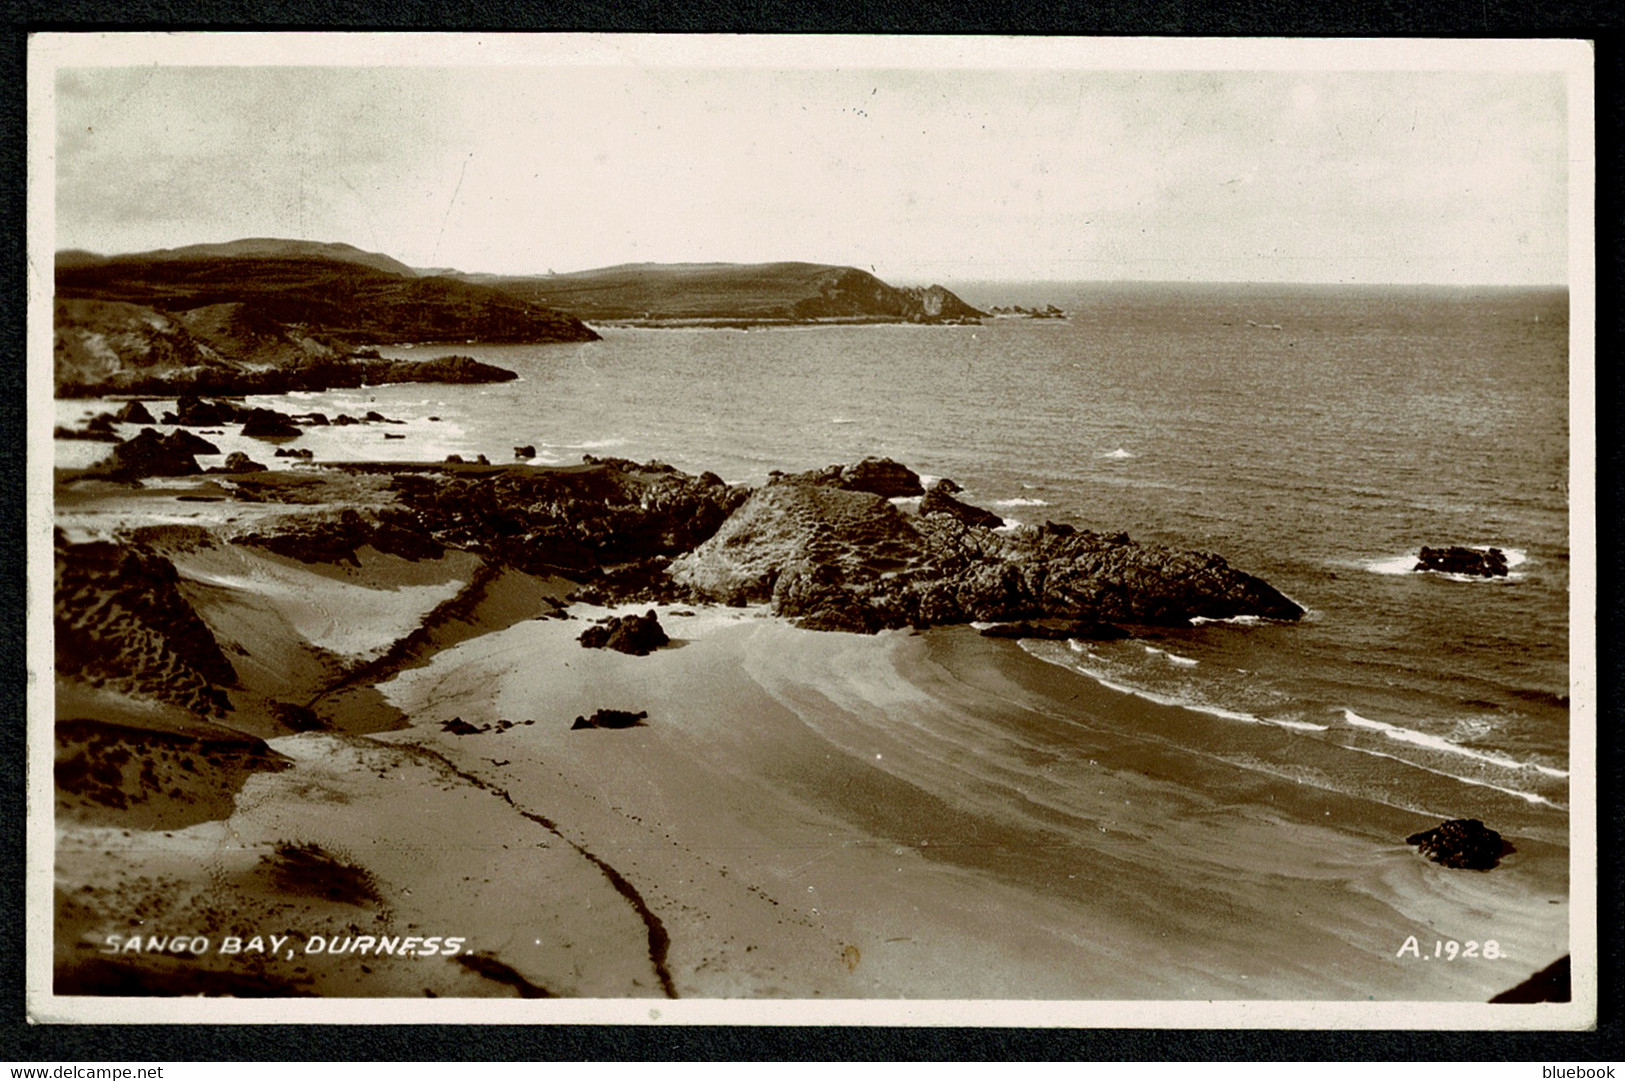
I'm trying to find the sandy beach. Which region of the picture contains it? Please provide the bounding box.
[46,451,1570,1007]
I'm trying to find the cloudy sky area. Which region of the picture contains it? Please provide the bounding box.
[49,46,1572,284]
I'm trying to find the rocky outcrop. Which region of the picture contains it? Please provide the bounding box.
[920,485,1005,530]
[669,471,1303,633]
[1414,546,1509,577]
[1406,818,1512,869]
[232,507,445,566]
[89,427,220,479]
[570,709,648,730]
[219,452,268,473]
[385,458,748,579]
[577,611,669,656]
[55,301,524,398]
[239,408,303,438]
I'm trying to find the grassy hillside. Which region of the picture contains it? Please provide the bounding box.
[57,250,599,346]
[472,262,985,323]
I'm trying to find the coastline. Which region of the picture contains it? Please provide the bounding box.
[47,442,1568,1004]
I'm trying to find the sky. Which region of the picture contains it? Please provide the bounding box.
[42,37,1578,285]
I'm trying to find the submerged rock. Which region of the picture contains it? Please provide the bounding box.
[1414,546,1509,577]
[1405,818,1512,870]
[578,611,670,656]
[570,709,648,730]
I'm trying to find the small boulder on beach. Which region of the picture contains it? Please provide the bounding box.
[570,709,648,730]
[578,610,670,656]
[1406,818,1512,870]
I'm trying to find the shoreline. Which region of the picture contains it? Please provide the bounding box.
[47,452,1569,1002]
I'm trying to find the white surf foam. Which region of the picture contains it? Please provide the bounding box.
[1143,645,1199,667]
[1341,709,1567,778]
[993,497,1050,507]
[1188,614,1265,627]
[1101,448,1136,460]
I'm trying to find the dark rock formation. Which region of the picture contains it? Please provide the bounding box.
[219,452,268,473]
[570,709,648,730]
[1405,818,1513,870]
[515,445,536,460]
[114,400,155,423]
[54,414,122,441]
[837,456,925,498]
[978,620,1130,641]
[670,471,1302,633]
[578,611,670,656]
[920,485,1005,530]
[91,427,219,479]
[274,447,315,459]
[1414,546,1509,577]
[232,507,444,566]
[240,408,303,438]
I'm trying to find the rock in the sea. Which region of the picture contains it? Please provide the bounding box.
[920,485,1005,530]
[515,445,536,460]
[220,451,267,473]
[239,408,302,438]
[1405,818,1512,870]
[114,400,155,424]
[578,611,670,656]
[1414,545,1509,578]
[838,456,924,497]
[570,709,648,730]
[978,619,1130,641]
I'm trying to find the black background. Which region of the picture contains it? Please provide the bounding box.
[3,0,1620,1062]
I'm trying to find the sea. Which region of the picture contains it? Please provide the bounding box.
[55,281,1575,850]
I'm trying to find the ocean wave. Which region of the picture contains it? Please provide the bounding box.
[1188,614,1265,627]
[1101,448,1136,460]
[540,438,630,451]
[828,417,859,425]
[1143,645,1199,667]
[1340,743,1561,808]
[889,495,923,507]
[1340,709,1567,779]
[993,497,1050,507]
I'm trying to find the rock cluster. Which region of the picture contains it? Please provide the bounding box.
[1414,546,1509,578]
[1405,818,1512,870]
[578,611,670,656]
[669,462,1302,634]
[570,709,648,730]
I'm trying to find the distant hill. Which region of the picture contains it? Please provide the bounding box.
[56,246,599,348]
[470,262,986,324]
[66,238,420,277]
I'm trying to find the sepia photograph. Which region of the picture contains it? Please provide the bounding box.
[26,33,1595,1026]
